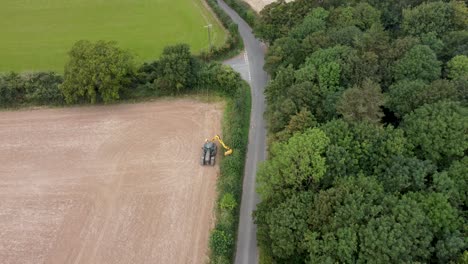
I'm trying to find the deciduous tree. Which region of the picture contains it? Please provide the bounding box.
[61,40,134,104]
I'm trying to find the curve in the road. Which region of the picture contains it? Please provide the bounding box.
[219,1,268,263]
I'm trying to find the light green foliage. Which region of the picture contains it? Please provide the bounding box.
[257,128,330,200]
[447,55,468,79]
[220,193,236,211]
[0,0,225,72]
[336,79,384,124]
[402,101,468,164]
[393,45,441,82]
[450,0,468,30]
[61,40,134,104]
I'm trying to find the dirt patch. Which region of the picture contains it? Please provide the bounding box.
[242,0,294,13]
[0,100,223,264]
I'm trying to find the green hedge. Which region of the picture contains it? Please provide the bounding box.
[200,0,244,61]
[209,81,251,263]
[0,72,64,107]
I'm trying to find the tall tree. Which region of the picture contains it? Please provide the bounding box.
[402,1,454,37]
[157,44,196,93]
[402,101,468,164]
[257,128,330,200]
[61,40,134,104]
[386,79,459,118]
[336,79,384,124]
[393,45,441,82]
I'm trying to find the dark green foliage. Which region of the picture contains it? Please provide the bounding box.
[211,83,251,263]
[264,37,303,75]
[255,0,318,43]
[402,101,468,164]
[393,45,441,82]
[386,79,459,118]
[223,0,258,27]
[320,120,410,185]
[61,40,134,104]
[375,156,435,193]
[256,1,468,262]
[24,72,64,105]
[0,72,26,105]
[434,157,468,208]
[402,1,455,37]
[0,72,64,106]
[157,44,196,93]
[210,229,234,256]
[265,191,313,259]
[441,30,468,61]
[275,108,317,142]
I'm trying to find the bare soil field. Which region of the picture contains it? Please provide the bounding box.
[0,100,223,264]
[242,0,294,13]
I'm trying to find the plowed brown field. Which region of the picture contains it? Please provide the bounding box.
[0,100,223,264]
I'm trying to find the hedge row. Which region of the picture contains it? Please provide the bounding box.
[200,0,244,61]
[0,72,64,107]
[209,80,251,264]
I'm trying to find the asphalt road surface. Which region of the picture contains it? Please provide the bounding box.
[220,1,268,263]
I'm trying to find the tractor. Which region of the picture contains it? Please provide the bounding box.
[201,135,232,166]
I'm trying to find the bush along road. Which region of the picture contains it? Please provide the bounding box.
[220,0,268,263]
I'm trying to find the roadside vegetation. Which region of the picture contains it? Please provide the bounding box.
[254,0,468,263]
[222,0,259,27]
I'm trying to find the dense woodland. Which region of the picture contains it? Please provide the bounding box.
[253,0,468,263]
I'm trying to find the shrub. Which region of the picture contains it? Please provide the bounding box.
[24,72,64,105]
[0,72,26,106]
[220,193,237,211]
[61,40,135,104]
[210,229,234,256]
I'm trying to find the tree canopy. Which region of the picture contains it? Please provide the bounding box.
[255,0,468,262]
[61,40,134,104]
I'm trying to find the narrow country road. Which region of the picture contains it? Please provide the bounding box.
[220,1,268,263]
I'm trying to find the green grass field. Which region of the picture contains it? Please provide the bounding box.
[0,0,226,72]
